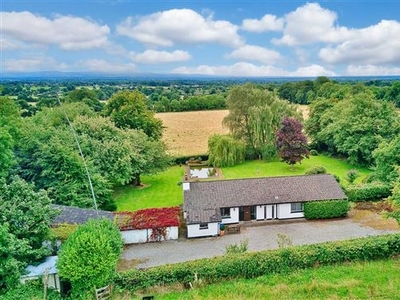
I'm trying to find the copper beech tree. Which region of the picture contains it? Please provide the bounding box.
[276,117,309,169]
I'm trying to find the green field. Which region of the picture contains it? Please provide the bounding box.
[151,258,400,299]
[113,155,371,212]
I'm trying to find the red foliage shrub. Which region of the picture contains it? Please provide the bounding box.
[115,207,180,231]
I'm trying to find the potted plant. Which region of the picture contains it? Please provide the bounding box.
[220,223,226,236]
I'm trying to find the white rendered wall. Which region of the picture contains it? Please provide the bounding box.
[221,207,239,224]
[187,222,219,238]
[121,226,179,244]
[277,203,304,219]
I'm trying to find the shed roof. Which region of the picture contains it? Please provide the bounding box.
[51,204,114,225]
[22,256,58,278]
[183,174,346,224]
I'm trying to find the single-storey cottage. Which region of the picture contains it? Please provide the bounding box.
[183,174,346,238]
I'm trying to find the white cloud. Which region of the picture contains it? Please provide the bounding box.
[319,20,400,65]
[225,45,282,64]
[0,11,110,50]
[79,59,136,73]
[130,50,191,64]
[290,64,336,77]
[346,65,400,76]
[273,3,351,46]
[3,57,67,72]
[0,39,19,51]
[116,9,243,47]
[242,14,284,32]
[172,62,335,77]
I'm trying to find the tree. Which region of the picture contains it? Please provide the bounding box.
[0,176,55,292]
[57,218,123,299]
[371,135,400,183]
[66,88,104,112]
[103,90,163,139]
[276,117,310,169]
[223,84,300,160]
[208,134,246,167]
[316,94,400,166]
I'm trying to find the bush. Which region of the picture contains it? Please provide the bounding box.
[345,183,392,202]
[310,149,319,156]
[114,234,400,292]
[346,169,360,184]
[304,200,349,219]
[173,155,209,165]
[225,239,248,255]
[57,218,123,299]
[305,165,327,175]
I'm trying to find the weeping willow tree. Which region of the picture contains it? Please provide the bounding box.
[223,83,301,160]
[208,134,246,167]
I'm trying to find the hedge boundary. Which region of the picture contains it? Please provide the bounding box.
[304,200,349,219]
[115,233,400,291]
[345,183,391,202]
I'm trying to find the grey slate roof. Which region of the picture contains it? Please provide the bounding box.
[183,174,346,224]
[51,204,114,225]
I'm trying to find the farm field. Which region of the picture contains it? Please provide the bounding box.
[156,105,309,157]
[156,110,229,156]
[114,155,371,211]
[151,258,400,299]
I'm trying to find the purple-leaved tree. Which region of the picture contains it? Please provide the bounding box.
[276,117,310,169]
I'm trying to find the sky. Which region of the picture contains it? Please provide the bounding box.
[1,0,400,77]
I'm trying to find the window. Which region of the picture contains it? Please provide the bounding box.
[291,203,304,213]
[220,207,231,218]
[199,223,208,230]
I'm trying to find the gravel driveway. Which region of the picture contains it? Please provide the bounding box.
[121,217,398,269]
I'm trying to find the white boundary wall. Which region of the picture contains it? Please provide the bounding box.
[121,226,179,244]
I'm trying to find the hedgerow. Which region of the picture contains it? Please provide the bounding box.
[114,233,400,292]
[345,183,391,202]
[304,200,349,219]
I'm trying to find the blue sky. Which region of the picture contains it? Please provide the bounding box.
[1,0,400,76]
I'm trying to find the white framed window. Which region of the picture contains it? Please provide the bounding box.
[220,207,231,218]
[291,203,304,213]
[199,223,209,230]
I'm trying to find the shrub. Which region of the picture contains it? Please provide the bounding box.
[345,183,392,202]
[57,218,123,299]
[310,149,319,156]
[305,165,327,175]
[114,234,400,292]
[304,200,349,219]
[50,223,78,242]
[346,169,360,184]
[225,239,248,255]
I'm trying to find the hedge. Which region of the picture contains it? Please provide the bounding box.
[345,183,391,202]
[304,200,349,219]
[114,233,400,292]
[173,155,209,165]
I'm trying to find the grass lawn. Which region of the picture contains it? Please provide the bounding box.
[113,155,371,211]
[113,166,184,211]
[151,258,400,299]
[222,155,371,185]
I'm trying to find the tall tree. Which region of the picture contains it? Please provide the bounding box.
[103,90,163,139]
[208,134,246,167]
[276,117,310,169]
[223,83,300,159]
[66,88,104,112]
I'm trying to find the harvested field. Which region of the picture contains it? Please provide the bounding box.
[156,106,309,157]
[156,110,229,156]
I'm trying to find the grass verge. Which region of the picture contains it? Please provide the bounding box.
[150,258,400,299]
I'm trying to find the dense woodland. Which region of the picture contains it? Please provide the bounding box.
[2,76,400,295]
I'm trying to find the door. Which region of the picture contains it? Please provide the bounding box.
[243,206,251,221]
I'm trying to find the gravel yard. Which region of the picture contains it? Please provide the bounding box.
[121,212,398,269]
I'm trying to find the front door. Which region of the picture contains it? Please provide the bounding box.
[243,206,251,221]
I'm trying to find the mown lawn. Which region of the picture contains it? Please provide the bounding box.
[113,166,184,211]
[113,155,371,211]
[152,258,400,300]
[222,155,371,185]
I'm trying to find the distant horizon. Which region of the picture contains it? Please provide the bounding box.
[2,1,400,77]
